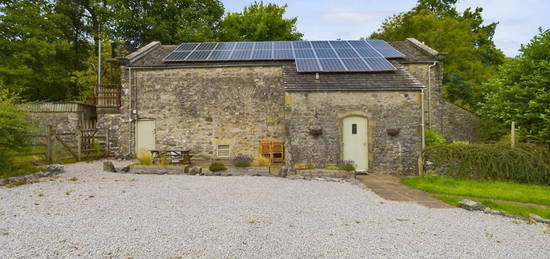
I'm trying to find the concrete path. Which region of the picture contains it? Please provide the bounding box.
[357,174,453,208]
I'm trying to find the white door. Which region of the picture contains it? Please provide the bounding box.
[343,116,368,171]
[136,120,156,153]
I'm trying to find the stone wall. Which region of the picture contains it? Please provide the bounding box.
[27,112,81,134]
[401,63,480,143]
[26,103,97,134]
[102,66,286,159]
[285,91,423,175]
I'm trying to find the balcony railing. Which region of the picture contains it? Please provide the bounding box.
[95,87,121,108]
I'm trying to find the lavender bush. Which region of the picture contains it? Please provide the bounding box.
[232,154,253,167]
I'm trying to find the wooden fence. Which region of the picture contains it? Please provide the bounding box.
[95,88,121,108]
[17,126,109,165]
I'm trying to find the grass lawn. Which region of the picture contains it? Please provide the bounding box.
[402,176,550,206]
[403,176,550,219]
[432,195,550,219]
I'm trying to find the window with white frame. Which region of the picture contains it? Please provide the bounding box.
[217,145,230,158]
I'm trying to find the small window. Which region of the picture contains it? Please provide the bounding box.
[352,124,357,134]
[217,145,230,158]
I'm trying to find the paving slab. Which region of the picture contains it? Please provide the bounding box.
[357,174,453,208]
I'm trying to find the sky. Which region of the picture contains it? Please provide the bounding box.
[221,0,550,57]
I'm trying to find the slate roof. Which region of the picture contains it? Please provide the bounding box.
[123,39,434,91]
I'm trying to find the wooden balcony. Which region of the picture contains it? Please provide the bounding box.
[95,87,121,108]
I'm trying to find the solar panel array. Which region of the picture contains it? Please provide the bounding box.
[163,40,405,72]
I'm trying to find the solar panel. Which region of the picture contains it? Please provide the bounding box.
[252,49,272,59]
[293,41,312,49]
[375,48,406,58]
[175,43,199,51]
[341,58,371,71]
[348,41,371,49]
[273,49,294,59]
[319,59,345,72]
[255,42,273,49]
[234,42,254,49]
[166,40,404,71]
[196,43,217,50]
[329,41,351,49]
[164,51,192,61]
[214,42,235,50]
[274,41,292,49]
[311,41,331,48]
[294,49,315,58]
[355,47,380,58]
[364,57,396,71]
[335,48,359,58]
[186,50,212,60]
[296,59,321,72]
[208,50,232,60]
[314,48,337,58]
[230,50,252,60]
[366,40,392,48]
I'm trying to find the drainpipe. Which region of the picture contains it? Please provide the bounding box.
[127,66,133,157]
[420,88,425,149]
[427,61,437,128]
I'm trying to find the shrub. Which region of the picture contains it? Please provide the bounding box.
[425,129,446,147]
[209,162,227,172]
[324,165,338,170]
[232,154,253,167]
[136,149,152,165]
[423,143,550,185]
[0,91,31,176]
[253,155,271,166]
[295,163,315,170]
[337,160,355,171]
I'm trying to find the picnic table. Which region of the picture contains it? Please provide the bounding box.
[150,148,193,164]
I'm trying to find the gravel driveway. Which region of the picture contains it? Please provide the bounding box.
[1,161,549,258]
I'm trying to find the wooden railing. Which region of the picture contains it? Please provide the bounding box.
[95,87,121,108]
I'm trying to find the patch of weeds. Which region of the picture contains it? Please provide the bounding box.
[511,220,521,224]
[122,190,127,193]
[34,203,39,206]
[2,232,8,236]
[37,193,44,197]
[289,224,295,228]
[65,191,71,195]
[69,177,78,182]
[485,232,494,238]
[355,220,361,224]
[329,233,335,236]
[248,220,258,224]
[396,218,410,222]
[130,178,137,182]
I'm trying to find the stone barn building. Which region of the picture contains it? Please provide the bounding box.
[96,38,479,175]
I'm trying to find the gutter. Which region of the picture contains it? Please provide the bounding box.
[427,61,438,127]
[127,67,133,157]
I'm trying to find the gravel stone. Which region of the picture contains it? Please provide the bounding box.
[0,161,549,258]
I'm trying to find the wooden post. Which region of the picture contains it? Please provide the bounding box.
[105,129,110,158]
[511,121,516,148]
[76,126,82,161]
[418,155,424,177]
[46,125,53,164]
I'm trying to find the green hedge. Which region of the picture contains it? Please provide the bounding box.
[423,143,550,185]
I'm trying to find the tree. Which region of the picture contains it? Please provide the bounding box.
[0,0,77,101]
[370,0,504,110]
[218,1,303,41]
[109,0,225,47]
[480,28,550,145]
